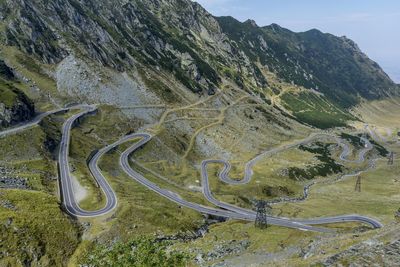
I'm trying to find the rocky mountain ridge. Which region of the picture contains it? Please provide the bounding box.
[1,1,400,266]
[1,0,397,112]
[217,16,398,107]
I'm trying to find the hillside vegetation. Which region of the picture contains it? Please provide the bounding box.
[0,0,399,266]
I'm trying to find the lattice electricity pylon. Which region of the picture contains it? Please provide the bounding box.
[388,152,394,165]
[355,176,361,192]
[255,200,268,229]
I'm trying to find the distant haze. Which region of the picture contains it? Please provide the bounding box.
[194,0,400,83]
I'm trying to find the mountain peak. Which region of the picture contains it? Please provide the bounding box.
[1,0,398,106]
[244,19,258,27]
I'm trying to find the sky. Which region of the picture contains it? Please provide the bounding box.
[194,0,400,83]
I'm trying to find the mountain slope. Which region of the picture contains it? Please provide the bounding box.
[0,60,35,129]
[1,0,400,266]
[1,0,396,112]
[216,16,397,107]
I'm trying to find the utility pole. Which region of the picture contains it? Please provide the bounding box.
[388,152,394,165]
[255,200,268,229]
[355,176,361,192]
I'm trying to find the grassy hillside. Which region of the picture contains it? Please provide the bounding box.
[217,16,398,108]
[79,237,189,267]
[0,0,399,266]
[0,190,80,266]
[281,91,355,128]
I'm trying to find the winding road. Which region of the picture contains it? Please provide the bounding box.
[338,136,372,163]
[121,133,382,230]
[197,132,379,228]
[58,105,119,217]
[202,133,373,187]
[0,105,87,138]
[0,106,383,231]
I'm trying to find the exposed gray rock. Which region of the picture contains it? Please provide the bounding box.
[56,55,162,122]
[0,100,34,129]
[0,177,28,189]
[0,167,29,189]
[0,60,15,79]
[0,61,35,129]
[321,239,400,266]
[0,199,16,210]
[192,239,251,265]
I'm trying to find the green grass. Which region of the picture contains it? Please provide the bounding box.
[79,236,189,267]
[0,112,67,192]
[366,137,389,157]
[173,220,317,265]
[282,92,355,129]
[278,158,400,224]
[176,144,400,266]
[69,125,107,211]
[0,46,60,110]
[97,149,204,236]
[340,133,363,149]
[290,142,343,180]
[0,80,18,107]
[0,189,80,267]
[0,112,81,265]
[137,69,178,104]
[339,132,389,158]
[64,107,205,237]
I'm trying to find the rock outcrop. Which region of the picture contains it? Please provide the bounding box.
[0,60,35,129]
[0,0,397,107]
[0,98,34,129]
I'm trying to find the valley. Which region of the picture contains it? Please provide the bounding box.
[0,0,399,266]
[1,96,399,266]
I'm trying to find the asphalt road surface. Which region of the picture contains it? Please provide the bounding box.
[119,133,336,232]
[0,105,119,217]
[204,133,372,186]
[120,133,383,231]
[0,107,383,230]
[58,105,119,217]
[337,136,372,163]
[0,105,87,138]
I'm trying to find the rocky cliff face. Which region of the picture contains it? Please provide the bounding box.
[1,0,396,110]
[0,100,33,129]
[1,1,400,266]
[2,0,225,94]
[0,60,35,129]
